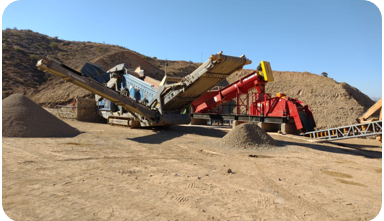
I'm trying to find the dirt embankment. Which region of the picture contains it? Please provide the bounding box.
[2,29,197,106]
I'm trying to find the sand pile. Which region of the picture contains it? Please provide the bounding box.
[2,94,80,137]
[220,123,278,150]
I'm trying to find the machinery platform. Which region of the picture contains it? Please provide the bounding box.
[191,113,295,124]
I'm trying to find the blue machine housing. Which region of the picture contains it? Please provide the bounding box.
[80,62,110,84]
[80,62,157,116]
[122,74,156,104]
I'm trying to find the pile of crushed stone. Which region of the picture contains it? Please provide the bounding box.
[2,94,80,137]
[220,123,278,150]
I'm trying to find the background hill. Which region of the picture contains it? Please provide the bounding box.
[2,29,376,129]
[2,29,200,105]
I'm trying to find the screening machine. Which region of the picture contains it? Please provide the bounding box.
[191,61,316,133]
[36,52,251,127]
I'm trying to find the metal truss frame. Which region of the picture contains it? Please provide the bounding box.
[304,120,382,141]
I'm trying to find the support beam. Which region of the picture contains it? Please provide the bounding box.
[281,123,299,135]
[258,122,281,132]
[190,118,208,125]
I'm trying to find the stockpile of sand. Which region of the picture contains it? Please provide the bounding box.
[220,123,278,150]
[2,94,80,137]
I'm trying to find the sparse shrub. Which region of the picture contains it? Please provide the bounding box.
[14,47,20,51]
[2,38,5,43]
[156,64,161,68]
[14,59,20,65]
[29,54,40,61]
[13,39,17,43]
[49,42,59,49]
[321,72,328,77]
[153,56,157,59]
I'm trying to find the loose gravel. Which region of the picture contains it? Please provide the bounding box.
[2,94,80,137]
[220,123,279,150]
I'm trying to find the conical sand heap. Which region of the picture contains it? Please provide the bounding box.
[2,94,80,137]
[221,123,278,150]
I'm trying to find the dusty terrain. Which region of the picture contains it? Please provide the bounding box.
[2,120,382,220]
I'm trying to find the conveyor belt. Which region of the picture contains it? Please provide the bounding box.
[304,120,382,141]
[162,53,251,110]
[36,57,158,123]
[36,52,251,127]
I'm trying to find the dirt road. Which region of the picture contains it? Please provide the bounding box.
[2,120,382,220]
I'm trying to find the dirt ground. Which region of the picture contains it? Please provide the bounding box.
[2,120,382,221]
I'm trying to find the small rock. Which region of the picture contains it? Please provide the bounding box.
[149,175,153,177]
[198,177,201,180]
[174,174,179,177]
[227,169,232,173]
[201,209,205,212]
[278,178,281,181]
[346,203,352,205]
[278,130,282,134]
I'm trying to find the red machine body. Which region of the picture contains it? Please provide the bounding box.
[192,71,264,113]
[191,71,316,132]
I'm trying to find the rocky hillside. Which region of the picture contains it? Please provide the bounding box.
[2,29,200,105]
[2,29,376,130]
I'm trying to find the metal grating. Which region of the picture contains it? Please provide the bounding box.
[54,105,77,120]
[304,120,382,141]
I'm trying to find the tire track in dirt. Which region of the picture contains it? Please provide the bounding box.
[253,160,334,220]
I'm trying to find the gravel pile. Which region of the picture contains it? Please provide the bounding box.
[2,94,80,137]
[220,123,278,150]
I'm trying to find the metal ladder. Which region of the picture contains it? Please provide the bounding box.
[304,120,382,141]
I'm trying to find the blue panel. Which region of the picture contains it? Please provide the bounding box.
[123,74,157,103]
[97,98,118,112]
[80,62,110,84]
[129,86,136,100]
